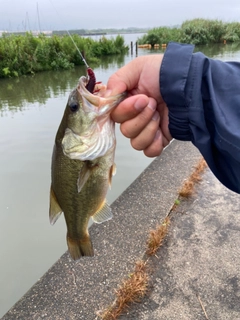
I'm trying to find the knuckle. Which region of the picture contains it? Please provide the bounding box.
[131,135,152,151]
[120,124,134,138]
[138,110,152,123]
[144,145,162,157]
[131,139,144,151]
[148,123,159,136]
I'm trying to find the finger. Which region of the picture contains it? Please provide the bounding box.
[107,58,142,95]
[157,103,172,143]
[130,111,160,150]
[111,94,149,123]
[119,98,157,138]
[143,130,164,158]
[162,135,170,148]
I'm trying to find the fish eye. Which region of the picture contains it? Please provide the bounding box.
[69,102,79,112]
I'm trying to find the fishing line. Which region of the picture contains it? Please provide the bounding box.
[48,0,89,68]
[65,30,89,68]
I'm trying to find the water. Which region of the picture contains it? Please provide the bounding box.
[1,34,240,317]
[84,32,145,46]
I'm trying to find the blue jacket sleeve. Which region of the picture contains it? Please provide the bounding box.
[160,42,240,193]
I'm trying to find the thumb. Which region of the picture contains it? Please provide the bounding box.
[107,59,141,95]
[107,70,129,96]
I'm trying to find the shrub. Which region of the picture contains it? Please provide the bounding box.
[223,22,240,42]
[0,33,128,78]
[180,19,226,45]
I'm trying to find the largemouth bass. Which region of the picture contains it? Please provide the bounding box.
[49,68,126,260]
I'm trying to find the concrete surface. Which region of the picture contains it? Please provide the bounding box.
[2,139,240,319]
[125,167,240,320]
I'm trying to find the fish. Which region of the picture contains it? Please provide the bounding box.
[49,68,126,260]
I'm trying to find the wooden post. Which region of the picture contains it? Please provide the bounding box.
[136,41,138,56]
[130,41,133,55]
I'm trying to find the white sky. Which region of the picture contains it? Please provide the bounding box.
[1,0,240,31]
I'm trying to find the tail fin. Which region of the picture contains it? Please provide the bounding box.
[67,234,94,260]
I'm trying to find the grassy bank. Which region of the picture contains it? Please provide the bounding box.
[0,33,128,78]
[138,19,240,47]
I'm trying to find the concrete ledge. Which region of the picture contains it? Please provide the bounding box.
[2,140,202,320]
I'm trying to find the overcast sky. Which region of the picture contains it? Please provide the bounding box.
[1,0,240,31]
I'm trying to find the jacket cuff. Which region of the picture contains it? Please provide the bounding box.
[160,42,195,141]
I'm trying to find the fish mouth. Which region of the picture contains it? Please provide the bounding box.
[77,76,126,116]
[79,75,108,97]
[76,67,126,111]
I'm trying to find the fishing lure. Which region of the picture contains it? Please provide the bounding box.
[86,68,96,93]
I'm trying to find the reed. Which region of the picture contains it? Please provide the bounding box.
[180,19,226,45]
[138,26,180,47]
[0,33,128,78]
[138,19,240,47]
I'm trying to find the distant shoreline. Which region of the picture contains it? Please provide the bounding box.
[0,28,149,37]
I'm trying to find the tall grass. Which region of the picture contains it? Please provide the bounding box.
[138,19,240,46]
[138,27,180,47]
[180,19,226,45]
[224,22,240,42]
[0,33,128,78]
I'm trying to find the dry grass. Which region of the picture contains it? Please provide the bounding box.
[99,217,171,319]
[197,295,209,319]
[146,217,170,256]
[179,158,207,197]
[98,158,208,319]
[99,216,171,319]
[99,260,149,320]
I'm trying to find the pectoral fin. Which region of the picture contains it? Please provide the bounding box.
[92,201,113,224]
[49,186,63,225]
[109,163,116,188]
[77,164,91,193]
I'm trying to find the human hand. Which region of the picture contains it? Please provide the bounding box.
[107,55,172,157]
